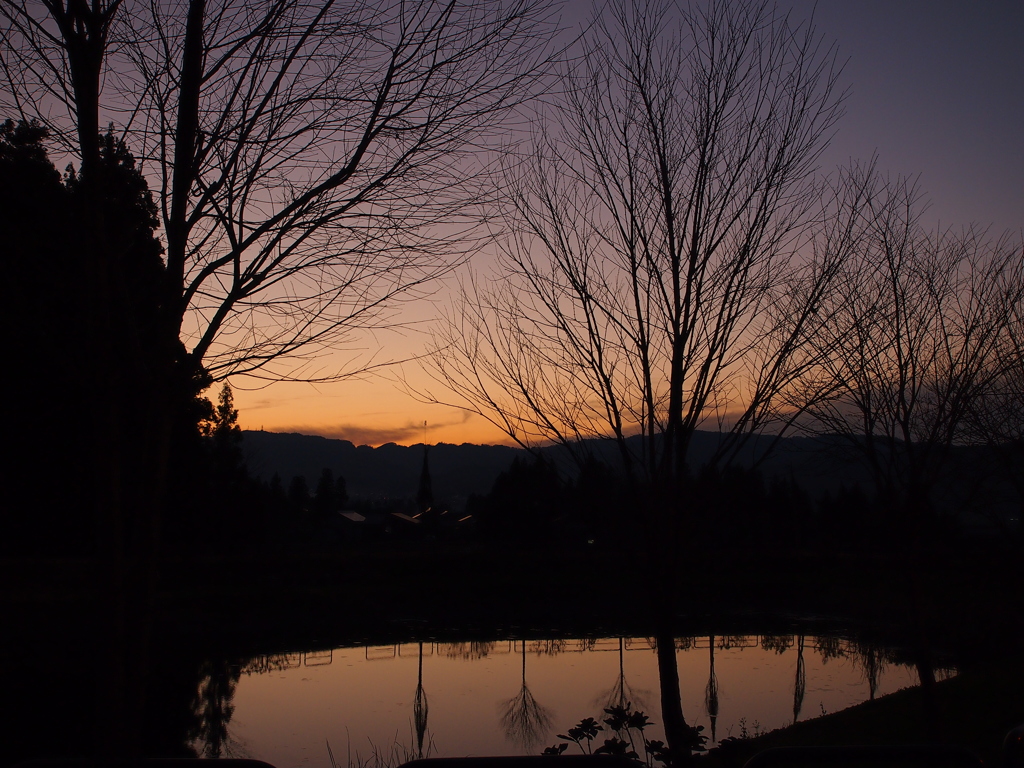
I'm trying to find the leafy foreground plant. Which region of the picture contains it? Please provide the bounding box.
[544,704,707,766]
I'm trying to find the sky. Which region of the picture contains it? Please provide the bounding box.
[229,0,1024,447]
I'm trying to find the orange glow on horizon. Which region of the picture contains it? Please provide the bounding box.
[230,376,517,448]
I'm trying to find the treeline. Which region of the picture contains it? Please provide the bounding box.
[464,453,1010,554]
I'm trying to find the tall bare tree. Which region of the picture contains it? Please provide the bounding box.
[424,0,844,495]
[421,0,844,760]
[1,0,558,380]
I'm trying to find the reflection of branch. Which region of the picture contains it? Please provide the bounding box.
[596,638,650,712]
[793,636,806,723]
[815,636,846,663]
[705,637,719,743]
[414,644,429,758]
[500,647,552,749]
[530,639,566,656]
[442,641,495,660]
[857,643,885,701]
[241,654,293,675]
[761,635,794,654]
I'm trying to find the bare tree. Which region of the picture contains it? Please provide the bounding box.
[421,0,844,760]
[0,0,558,585]
[424,0,844,491]
[2,5,557,752]
[965,279,1024,522]
[1,0,559,380]
[802,164,1024,529]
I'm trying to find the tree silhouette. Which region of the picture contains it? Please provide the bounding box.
[2,120,209,560]
[203,384,244,478]
[802,164,1024,533]
[335,474,349,511]
[0,120,228,760]
[314,468,338,518]
[425,0,845,489]
[422,1,845,753]
[1,0,560,382]
[2,119,87,553]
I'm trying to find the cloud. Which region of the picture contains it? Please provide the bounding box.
[238,397,282,412]
[276,411,475,447]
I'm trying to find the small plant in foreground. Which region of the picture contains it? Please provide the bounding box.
[544,703,706,766]
[719,717,765,750]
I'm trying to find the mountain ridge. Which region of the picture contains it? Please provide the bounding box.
[240,429,874,509]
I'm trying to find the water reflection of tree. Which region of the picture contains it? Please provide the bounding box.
[241,654,294,675]
[414,642,429,758]
[855,642,886,701]
[597,638,650,712]
[815,635,847,664]
[190,659,241,758]
[761,635,794,654]
[792,636,806,723]
[705,636,720,743]
[442,641,496,660]
[500,643,552,749]
[719,636,749,651]
[654,631,693,765]
[530,639,567,656]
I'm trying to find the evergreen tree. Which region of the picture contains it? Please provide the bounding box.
[288,476,310,518]
[1,119,87,554]
[314,468,336,518]
[2,118,210,559]
[334,474,349,510]
[202,383,243,479]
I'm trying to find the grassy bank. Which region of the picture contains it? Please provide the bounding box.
[701,660,1024,768]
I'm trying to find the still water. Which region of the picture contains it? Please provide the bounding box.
[207,635,936,766]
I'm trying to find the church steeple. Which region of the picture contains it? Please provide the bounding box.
[417,444,434,513]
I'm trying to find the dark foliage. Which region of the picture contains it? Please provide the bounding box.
[467,456,571,544]
[1,119,208,556]
[2,118,90,553]
[1,119,238,559]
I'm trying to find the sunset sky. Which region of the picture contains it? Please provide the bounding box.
[229,0,1024,447]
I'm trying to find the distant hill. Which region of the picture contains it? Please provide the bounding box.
[240,429,869,508]
[241,431,522,507]
[240,429,1013,517]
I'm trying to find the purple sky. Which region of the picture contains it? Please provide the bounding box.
[243,0,1024,443]
[784,0,1022,234]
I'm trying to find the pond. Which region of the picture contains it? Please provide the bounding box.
[203,634,939,767]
